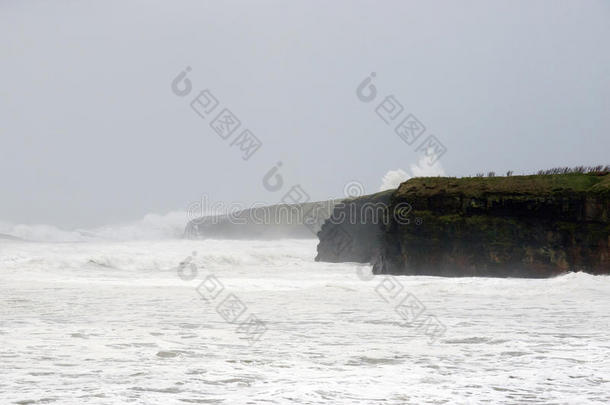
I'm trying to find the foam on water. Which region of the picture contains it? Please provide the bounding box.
[1,238,609,404]
[0,211,189,242]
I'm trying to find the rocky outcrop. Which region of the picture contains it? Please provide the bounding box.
[315,190,393,262]
[185,200,337,239]
[316,173,610,277]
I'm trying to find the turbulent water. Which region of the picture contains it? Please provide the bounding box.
[1,238,609,404]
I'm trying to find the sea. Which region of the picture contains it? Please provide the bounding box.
[1,218,609,404]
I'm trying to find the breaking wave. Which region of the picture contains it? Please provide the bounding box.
[379,155,446,191]
[0,211,189,243]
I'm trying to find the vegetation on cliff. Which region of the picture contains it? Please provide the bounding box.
[396,172,610,198]
[317,171,610,277]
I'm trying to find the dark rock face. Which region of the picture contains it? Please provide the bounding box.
[316,173,610,278]
[315,190,393,263]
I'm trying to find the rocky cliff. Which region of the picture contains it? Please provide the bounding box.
[316,173,610,277]
[315,190,393,263]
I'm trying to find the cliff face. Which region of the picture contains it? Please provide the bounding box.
[315,190,393,263]
[316,173,610,278]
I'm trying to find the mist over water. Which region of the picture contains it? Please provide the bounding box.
[0,212,189,242]
[0,164,411,243]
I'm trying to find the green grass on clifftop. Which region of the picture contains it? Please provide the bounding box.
[396,173,610,198]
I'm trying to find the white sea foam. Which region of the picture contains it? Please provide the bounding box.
[0,211,189,242]
[1,238,608,404]
[379,155,446,191]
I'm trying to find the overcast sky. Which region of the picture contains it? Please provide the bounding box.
[1,0,609,228]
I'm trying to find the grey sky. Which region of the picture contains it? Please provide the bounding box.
[1,0,609,228]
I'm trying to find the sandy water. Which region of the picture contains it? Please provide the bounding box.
[1,239,609,404]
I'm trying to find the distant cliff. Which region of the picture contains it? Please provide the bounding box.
[185,200,337,239]
[316,173,610,277]
[0,233,23,241]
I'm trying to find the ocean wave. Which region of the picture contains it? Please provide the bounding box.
[0,211,189,243]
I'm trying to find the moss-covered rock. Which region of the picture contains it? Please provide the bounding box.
[316,173,610,277]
